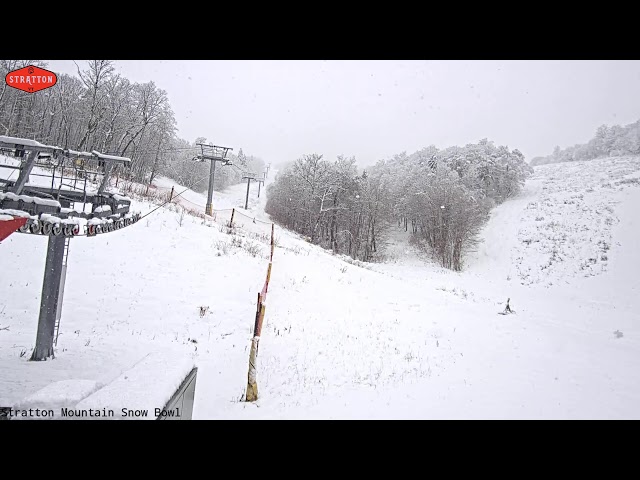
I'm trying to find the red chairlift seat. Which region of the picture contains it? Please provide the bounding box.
[0,215,28,242]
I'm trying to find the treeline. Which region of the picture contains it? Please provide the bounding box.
[0,60,263,193]
[266,154,390,262]
[531,119,640,166]
[266,140,533,271]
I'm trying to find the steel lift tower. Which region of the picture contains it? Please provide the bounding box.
[0,135,141,360]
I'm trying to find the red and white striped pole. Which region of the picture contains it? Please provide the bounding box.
[245,223,275,402]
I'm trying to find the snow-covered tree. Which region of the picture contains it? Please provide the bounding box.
[534,118,640,165]
[266,139,530,269]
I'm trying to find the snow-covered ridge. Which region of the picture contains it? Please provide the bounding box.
[0,136,130,163]
[0,135,60,150]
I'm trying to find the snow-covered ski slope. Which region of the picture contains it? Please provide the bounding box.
[1,156,639,419]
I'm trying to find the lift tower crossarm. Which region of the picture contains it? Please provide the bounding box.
[195,142,233,216]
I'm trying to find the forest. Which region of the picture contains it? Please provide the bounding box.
[266,140,533,271]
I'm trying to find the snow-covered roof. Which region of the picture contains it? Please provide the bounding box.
[0,136,128,162]
[0,135,58,150]
[91,151,131,163]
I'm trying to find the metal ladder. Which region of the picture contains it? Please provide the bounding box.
[53,208,72,346]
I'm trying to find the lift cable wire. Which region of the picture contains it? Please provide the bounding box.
[69,171,214,236]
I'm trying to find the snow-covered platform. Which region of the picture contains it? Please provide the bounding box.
[4,352,197,420]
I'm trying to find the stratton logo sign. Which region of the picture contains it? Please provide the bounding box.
[5,65,57,94]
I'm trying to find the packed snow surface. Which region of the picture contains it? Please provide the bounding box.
[1,155,639,419]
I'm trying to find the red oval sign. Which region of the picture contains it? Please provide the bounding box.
[5,65,57,94]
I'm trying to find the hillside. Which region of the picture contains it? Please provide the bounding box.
[1,155,639,419]
[531,120,640,166]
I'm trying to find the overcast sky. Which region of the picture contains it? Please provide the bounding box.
[46,60,640,166]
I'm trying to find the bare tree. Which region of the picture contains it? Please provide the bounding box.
[74,60,114,150]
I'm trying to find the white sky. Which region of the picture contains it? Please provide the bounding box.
[46,60,640,166]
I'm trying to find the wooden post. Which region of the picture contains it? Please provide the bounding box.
[230,208,235,227]
[266,263,272,287]
[253,293,265,342]
[257,304,266,337]
[263,263,272,299]
[169,186,174,202]
[270,223,275,261]
[245,225,275,402]
[245,336,260,402]
[246,293,265,402]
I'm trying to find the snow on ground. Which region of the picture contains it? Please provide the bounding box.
[153,174,270,221]
[15,379,100,413]
[72,352,195,420]
[470,156,640,287]
[1,156,640,419]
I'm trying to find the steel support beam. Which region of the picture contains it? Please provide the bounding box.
[30,235,66,361]
[10,150,38,195]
